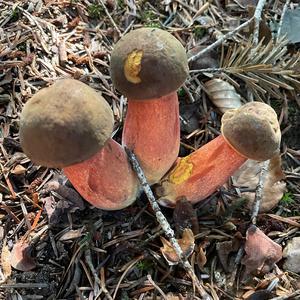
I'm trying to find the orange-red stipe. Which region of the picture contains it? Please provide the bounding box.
[64,139,139,210]
[156,135,247,207]
[122,92,180,185]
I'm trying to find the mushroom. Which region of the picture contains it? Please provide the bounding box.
[20,79,139,210]
[155,102,281,207]
[110,28,188,184]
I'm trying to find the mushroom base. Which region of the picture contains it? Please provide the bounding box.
[155,135,247,207]
[63,139,139,210]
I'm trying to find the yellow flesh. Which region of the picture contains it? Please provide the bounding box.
[124,50,143,84]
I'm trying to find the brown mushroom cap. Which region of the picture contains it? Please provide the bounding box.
[110,28,189,100]
[20,79,114,168]
[221,102,281,161]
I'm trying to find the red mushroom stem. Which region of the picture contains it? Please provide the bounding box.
[122,91,180,184]
[156,135,247,207]
[64,139,139,210]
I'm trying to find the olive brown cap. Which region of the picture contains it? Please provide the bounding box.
[110,28,189,100]
[221,102,281,161]
[20,79,114,168]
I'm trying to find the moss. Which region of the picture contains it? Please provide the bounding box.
[87,4,104,19]
[193,25,206,39]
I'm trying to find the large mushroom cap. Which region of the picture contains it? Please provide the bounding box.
[110,27,189,100]
[20,79,114,168]
[221,102,281,161]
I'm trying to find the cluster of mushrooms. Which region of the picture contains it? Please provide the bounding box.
[19,28,281,210]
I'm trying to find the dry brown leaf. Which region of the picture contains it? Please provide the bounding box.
[1,244,12,281]
[173,197,199,235]
[204,79,242,113]
[11,164,26,175]
[242,225,282,275]
[10,240,36,271]
[216,236,241,272]
[232,157,286,212]
[283,237,300,273]
[196,241,209,270]
[59,228,84,242]
[160,229,195,265]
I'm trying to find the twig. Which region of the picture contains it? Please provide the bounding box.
[252,0,267,46]
[277,0,290,42]
[97,0,122,37]
[251,160,270,224]
[188,17,254,63]
[147,275,168,300]
[269,290,300,300]
[125,148,211,300]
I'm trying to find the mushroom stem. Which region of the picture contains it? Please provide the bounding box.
[155,135,247,207]
[122,91,180,184]
[64,139,139,210]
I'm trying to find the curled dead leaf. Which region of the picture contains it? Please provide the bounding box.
[232,156,286,212]
[10,240,36,271]
[204,79,242,113]
[242,225,282,275]
[216,234,241,272]
[173,197,199,235]
[283,237,300,273]
[59,228,84,242]
[196,241,210,270]
[160,229,195,265]
[1,244,12,282]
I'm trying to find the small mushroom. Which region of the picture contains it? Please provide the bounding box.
[110,28,188,184]
[155,102,281,207]
[20,79,139,210]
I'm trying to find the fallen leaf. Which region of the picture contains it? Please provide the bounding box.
[173,197,199,235]
[11,165,26,175]
[279,8,300,43]
[232,157,286,212]
[283,237,300,273]
[1,244,12,281]
[59,228,84,242]
[10,240,36,271]
[216,234,241,272]
[204,79,242,113]
[242,225,282,275]
[43,179,85,211]
[41,178,85,224]
[160,229,195,265]
[196,241,209,270]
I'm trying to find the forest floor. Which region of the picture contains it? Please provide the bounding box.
[0,0,300,299]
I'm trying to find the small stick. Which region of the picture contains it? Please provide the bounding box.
[251,160,270,224]
[252,0,267,46]
[269,290,300,300]
[97,0,122,37]
[277,0,290,42]
[125,148,211,300]
[188,17,254,63]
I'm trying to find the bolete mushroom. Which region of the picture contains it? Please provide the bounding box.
[20,79,139,210]
[155,102,281,207]
[110,27,189,184]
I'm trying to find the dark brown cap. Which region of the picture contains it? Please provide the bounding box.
[221,102,281,161]
[20,79,114,168]
[110,27,188,100]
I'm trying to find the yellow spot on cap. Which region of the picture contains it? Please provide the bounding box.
[124,50,143,84]
[169,156,193,185]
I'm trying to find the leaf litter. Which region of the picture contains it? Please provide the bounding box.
[0,0,299,299]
